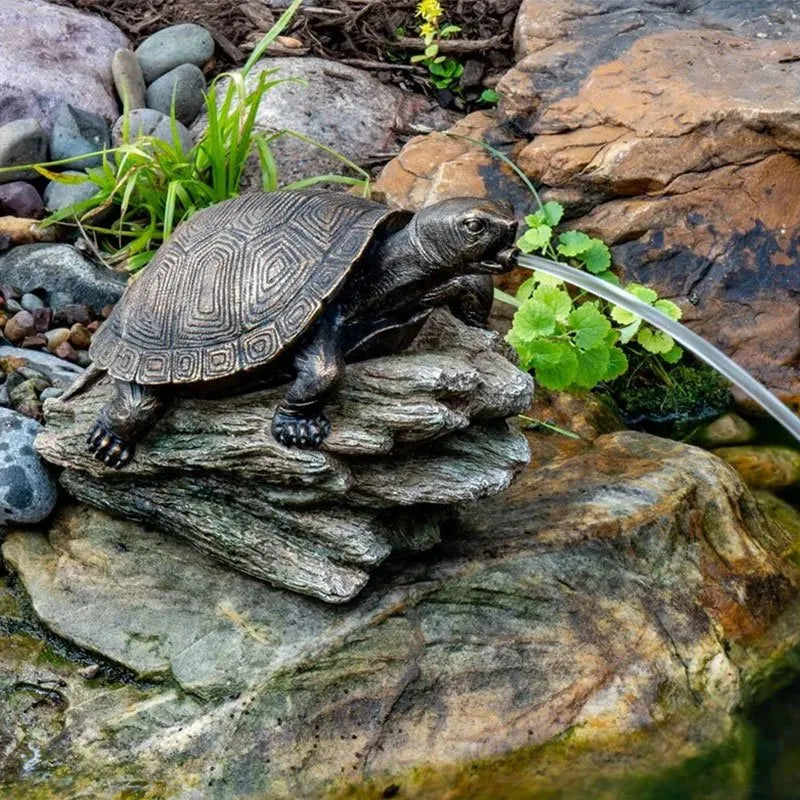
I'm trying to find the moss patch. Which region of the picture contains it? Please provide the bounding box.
[326,717,754,800]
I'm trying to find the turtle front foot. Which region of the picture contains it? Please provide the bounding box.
[86,422,134,469]
[271,410,331,449]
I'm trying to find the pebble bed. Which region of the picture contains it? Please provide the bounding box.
[0,286,110,420]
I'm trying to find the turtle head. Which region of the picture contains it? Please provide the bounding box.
[409,197,517,275]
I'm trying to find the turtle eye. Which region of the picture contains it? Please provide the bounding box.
[465,217,485,234]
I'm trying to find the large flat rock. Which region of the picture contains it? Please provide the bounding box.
[4,431,800,798]
[37,312,532,602]
[0,0,126,129]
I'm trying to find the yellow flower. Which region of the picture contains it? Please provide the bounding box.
[416,0,442,24]
[419,21,437,39]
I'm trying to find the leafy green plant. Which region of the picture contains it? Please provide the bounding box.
[455,135,684,393]
[12,0,369,272]
[410,0,464,90]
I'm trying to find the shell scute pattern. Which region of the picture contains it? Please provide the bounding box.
[89,191,394,384]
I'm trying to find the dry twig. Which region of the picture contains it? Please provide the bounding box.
[393,34,507,53]
[0,217,57,245]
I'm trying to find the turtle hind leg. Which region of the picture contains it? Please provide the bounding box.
[87,380,169,469]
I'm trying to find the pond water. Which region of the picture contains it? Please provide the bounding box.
[750,677,800,799]
[723,418,800,800]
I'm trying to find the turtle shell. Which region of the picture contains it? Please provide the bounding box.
[90,190,402,385]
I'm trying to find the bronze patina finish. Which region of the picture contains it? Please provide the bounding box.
[70,189,517,467]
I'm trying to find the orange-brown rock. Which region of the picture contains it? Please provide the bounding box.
[372,3,800,407]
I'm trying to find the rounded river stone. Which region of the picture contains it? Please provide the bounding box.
[135,23,214,84]
[0,407,56,523]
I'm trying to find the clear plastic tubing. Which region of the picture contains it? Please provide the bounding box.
[512,252,800,445]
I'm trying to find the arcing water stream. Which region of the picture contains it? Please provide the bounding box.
[507,252,800,445]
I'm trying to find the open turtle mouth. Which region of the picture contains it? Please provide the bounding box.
[477,247,519,274]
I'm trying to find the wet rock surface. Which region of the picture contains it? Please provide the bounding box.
[372,0,800,409]
[36,312,532,602]
[713,446,800,490]
[3,429,800,797]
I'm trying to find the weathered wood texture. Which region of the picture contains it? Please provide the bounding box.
[37,311,533,602]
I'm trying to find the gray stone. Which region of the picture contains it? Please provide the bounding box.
[0,181,43,217]
[0,0,126,129]
[0,408,56,523]
[38,312,532,602]
[192,57,458,188]
[112,48,147,110]
[19,293,43,313]
[50,291,75,309]
[0,119,46,183]
[135,23,214,84]
[111,108,194,153]
[42,171,100,213]
[39,387,63,402]
[49,104,111,170]
[0,243,126,309]
[693,412,758,448]
[0,347,83,389]
[145,64,206,126]
[3,432,800,797]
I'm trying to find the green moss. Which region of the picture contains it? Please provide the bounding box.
[35,645,76,669]
[0,577,22,619]
[610,360,733,440]
[326,717,755,800]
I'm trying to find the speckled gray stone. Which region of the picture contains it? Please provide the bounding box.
[0,243,126,309]
[0,118,47,183]
[49,104,110,169]
[111,108,193,152]
[0,408,56,523]
[0,0,126,129]
[135,23,214,84]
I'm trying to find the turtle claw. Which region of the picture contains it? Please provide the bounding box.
[86,422,134,469]
[272,410,331,450]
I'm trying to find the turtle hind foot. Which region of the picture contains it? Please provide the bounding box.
[271,410,331,450]
[86,422,134,469]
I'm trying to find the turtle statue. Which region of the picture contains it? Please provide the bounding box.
[66,189,517,468]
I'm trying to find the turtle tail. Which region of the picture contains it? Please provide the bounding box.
[59,362,105,402]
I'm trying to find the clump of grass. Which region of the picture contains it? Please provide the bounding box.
[16,0,369,272]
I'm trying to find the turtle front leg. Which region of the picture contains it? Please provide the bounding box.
[272,315,343,450]
[420,274,495,328]
[87,380,169,468]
